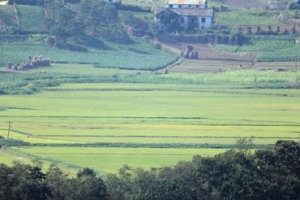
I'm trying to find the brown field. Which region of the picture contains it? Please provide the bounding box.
[156,34,298,74]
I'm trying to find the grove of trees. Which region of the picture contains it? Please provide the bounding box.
[44,0,130,45]
[0,140,300,200]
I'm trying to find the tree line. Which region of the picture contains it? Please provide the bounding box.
[0,140,300,200]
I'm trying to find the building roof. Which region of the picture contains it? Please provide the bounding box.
[166,0,206,5]
[171,8,213,16]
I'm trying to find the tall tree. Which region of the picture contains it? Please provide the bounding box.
[78,0,119,35]
[44,1,84,43]
[67,168,110,200]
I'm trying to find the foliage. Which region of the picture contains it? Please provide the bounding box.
[1,141,299,199]
[288,2,300,10]
[0,138,30,147]
[0,162,109,200]
[44,0,130,44]
[78,0,119,35]
[98,23,130,44]
[44,2,84,43]
[103,141,300,200]
[116,3,151,13]
[122,13,152,36]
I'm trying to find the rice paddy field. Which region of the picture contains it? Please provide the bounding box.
[0,71,300,173]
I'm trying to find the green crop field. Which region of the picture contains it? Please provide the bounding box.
[214,36,295,53]
[0,37,177,70]
[256,44,300,62]
[11,147,227,173]
[0,78,300,173]
[215,9,282,26]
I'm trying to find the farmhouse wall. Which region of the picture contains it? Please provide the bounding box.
[179,16,213,30]
[166,3,206,9]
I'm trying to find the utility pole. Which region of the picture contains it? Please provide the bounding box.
[295,58,298,73]
[7,122,11,140]
[254,74,257,89]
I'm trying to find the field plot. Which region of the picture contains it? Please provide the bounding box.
[0,82,300,173]
[215,9,282,26]
[14,147,226,173]
[0,38,177,70]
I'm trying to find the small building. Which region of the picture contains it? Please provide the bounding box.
[102,0,121,3]
[0,0,8,5]
[155,0,213,32]
[268,1,287,10]
[166,0,207,9]
[155,9,214,32]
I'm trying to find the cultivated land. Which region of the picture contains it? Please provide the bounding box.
[0,71,300,172]
[1,0,300,174]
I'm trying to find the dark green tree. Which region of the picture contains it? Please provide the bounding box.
[67,167,110,200]
[45,164,69,200]
[78,0,119,35]
[44,1,84,43]
[0,161,51,200]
